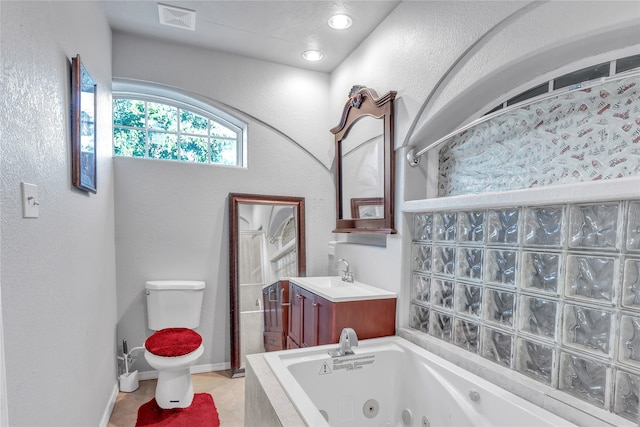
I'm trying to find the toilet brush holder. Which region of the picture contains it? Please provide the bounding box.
[119,370,139,393]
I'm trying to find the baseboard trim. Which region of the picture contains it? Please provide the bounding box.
[99,382,119,427]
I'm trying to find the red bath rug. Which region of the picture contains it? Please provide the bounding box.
[135,393,220,427]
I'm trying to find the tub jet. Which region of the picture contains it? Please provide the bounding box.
[402,408,413,425]
[363,399,379,418]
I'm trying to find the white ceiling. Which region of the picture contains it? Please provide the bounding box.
[100,0,401,73]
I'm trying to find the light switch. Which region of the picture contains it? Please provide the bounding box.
[21,182,39,218]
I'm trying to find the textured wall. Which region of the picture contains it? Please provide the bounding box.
[0,1,116,426]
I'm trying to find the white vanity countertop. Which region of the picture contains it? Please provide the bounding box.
[288,276,397,303]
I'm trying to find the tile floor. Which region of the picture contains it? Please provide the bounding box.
[107,371,245,426]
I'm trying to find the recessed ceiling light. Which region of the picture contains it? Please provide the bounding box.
[302,50,324,62]
[327,14,352,30]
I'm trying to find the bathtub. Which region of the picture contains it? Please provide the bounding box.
[263,336,575,427]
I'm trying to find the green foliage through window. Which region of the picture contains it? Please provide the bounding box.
[113,98,242,166]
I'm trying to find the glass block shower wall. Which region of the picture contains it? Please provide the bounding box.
[274,249,297,278]
[409,201,640,421]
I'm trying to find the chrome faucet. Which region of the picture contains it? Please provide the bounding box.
[337,258,354,283]
[329,328,359,357]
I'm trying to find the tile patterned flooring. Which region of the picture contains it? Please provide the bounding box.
[108,371,245,426]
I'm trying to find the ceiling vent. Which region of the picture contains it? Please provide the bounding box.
[158,3,196,31]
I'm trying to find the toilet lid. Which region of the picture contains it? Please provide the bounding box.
[145,328,202,357]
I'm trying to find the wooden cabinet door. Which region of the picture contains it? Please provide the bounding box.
[288,283,303,346]
[263,280,291,351]
[301,288,319,347]
[315,295,336,345]
[263,283,277,333]
[286,336,300,349]
[264,331,282,352]
[277,280,290,335]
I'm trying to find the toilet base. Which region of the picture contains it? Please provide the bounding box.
[155,368,195,409]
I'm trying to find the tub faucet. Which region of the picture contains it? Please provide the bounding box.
[337,258,354,283]
[328,328,358,357]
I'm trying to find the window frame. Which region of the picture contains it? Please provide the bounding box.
[112,80,247,167]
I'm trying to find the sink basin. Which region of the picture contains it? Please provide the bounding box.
[288,276,396,302]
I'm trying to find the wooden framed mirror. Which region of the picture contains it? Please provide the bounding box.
[228,193,306,377]
[331,85,397,233]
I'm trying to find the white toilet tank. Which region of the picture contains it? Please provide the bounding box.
[145,280,205,331]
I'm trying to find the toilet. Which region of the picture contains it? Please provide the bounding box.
[144,280,206,409]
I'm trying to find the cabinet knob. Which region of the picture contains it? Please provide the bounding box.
[296,294,303,299]
[312,302,318,307]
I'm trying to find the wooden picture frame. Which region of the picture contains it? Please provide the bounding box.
[71,55,97,193]
[331,86,396,233]
[351,197,384,219]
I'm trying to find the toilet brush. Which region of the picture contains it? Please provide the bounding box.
[118,339,139,392]
[123,339,129,375]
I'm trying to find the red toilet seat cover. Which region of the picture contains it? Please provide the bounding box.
[145,328,202,357]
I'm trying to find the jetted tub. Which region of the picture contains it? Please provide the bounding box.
[264,336,576,427]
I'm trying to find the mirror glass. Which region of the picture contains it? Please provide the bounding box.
[228,193,305,377]
[332,86,397,233]
[339,115,384,220]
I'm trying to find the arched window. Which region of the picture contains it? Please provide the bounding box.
[112,82,246,167]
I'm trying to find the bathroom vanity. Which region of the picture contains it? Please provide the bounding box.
[286,276,396,349]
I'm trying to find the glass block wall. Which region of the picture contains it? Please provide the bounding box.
[438,74,640,197]
[274,249,297,278]
[409,200,640,420]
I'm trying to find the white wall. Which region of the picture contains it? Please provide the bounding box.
[0,0,6,422]
[329,1,640,322]
[0,1,117,425]
[112,34,335,373]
